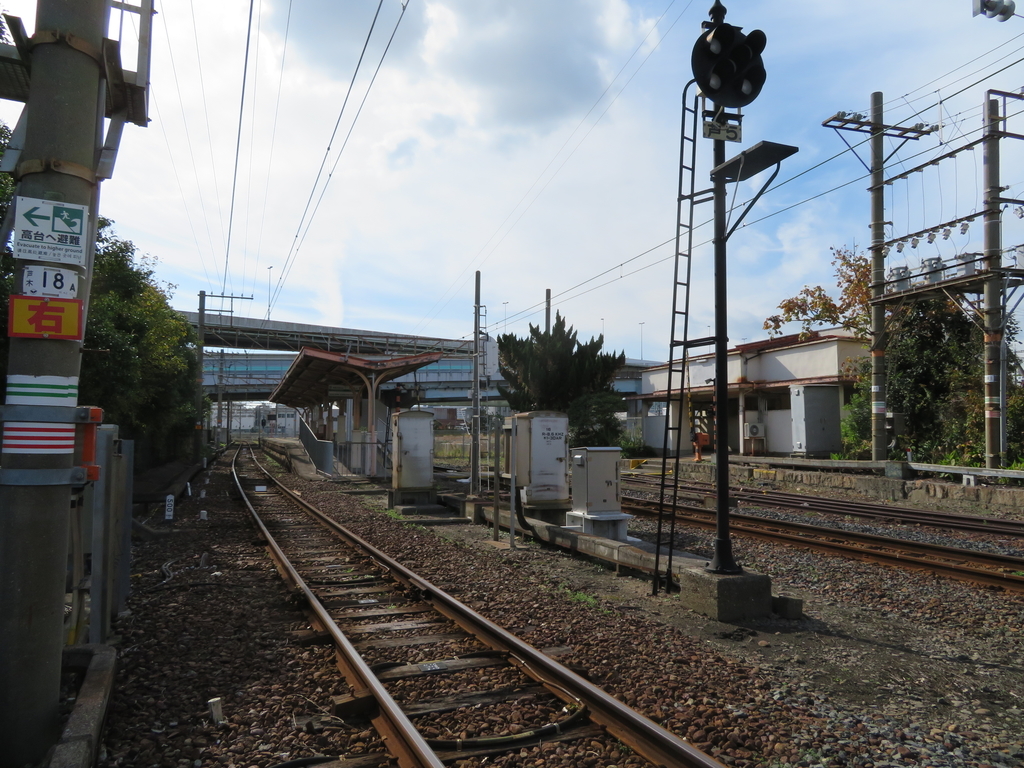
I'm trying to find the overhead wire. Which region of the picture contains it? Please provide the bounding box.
[502,94,1024,333]
[221,0,256,297]
[149,88,216,289]
[411,0,694,333]
[257,0,294,320]
[188,0,226,246]
[270,0,387,310]
[270,0,409,316]
[242,0,265,299]
[156,0,220,287]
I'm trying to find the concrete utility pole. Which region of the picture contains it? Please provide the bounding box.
[824,94,934,462]
[870,92,888,463]
[195,290,206,460]
[471,271,481,495]
[0,2,107,765]
[983,97,1004,468]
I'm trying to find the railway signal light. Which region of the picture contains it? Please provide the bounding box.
[691,22,767,108]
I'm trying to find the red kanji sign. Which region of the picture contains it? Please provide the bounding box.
[7,295,83,340]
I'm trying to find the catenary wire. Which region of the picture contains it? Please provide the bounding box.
[258,0,294,320]
[221,0,256,297]
[502,96,1024,333]
[411,0,693,334]
[156,0,221,283]
[270,1,408,317]
[271,0,387,309]
[188,0,226,246]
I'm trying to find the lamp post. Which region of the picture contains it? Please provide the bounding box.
[639,322,645,360]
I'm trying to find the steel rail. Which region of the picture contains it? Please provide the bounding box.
[244,447,726,768]
[231,447,444,768]
[623,475,1024,536]
[623,499,1024,592]
[731,487,1024,536]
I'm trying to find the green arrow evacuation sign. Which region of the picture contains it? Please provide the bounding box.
[21,206,50,227]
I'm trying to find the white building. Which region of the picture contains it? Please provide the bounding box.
[637,330,867,458]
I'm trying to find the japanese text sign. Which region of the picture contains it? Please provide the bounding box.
[13,196,89,266]
[7,295,84,340]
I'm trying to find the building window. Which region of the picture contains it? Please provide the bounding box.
[764,392,791,411]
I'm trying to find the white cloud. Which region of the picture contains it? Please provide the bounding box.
[0,0,1022,357]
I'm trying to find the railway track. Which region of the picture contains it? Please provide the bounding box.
[622,473,1024,537]
[622,497,1024,593]
[232,445,723,768]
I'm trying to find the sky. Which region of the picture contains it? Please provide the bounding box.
[3,0,1024,363]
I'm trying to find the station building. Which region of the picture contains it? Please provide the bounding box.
[636,329,868,458]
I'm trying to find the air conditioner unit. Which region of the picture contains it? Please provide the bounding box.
[743,421,766,438]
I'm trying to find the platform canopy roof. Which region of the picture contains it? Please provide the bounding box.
[269,347,444,408]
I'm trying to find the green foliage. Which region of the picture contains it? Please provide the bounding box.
[770,244,1024,465]
[764,247,870,338]
[78,219,201,467]
[885,300,983,463]
[839,358,871,459]
[567,390,624,447]
[619,432,657,459]
[498,312,626,445]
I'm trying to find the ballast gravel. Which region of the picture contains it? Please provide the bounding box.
[96,454,1024,768]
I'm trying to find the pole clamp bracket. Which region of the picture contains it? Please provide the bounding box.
[0,405,102,423]
[0,466,88,487]
[14,157,97,184]
[30,30,103,65]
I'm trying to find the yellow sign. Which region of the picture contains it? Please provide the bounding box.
[7,295,83,340]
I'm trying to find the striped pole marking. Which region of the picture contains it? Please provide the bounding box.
[3,375,78,454]
[2,423,77,454]
[6,375,79,406]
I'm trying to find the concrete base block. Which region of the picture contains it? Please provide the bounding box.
[394,504,449,516]
[677,566,772,622]
[564,511,632,542]
[772,594,804,619]
[387,487,436,508]
[522,505,570,526]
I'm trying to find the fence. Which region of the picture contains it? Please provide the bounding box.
[299,416,336,476]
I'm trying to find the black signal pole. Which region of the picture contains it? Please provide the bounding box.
[708,134,739,573]
[691,1,796,573]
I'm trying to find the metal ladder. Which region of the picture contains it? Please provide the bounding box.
[652,84,715,594]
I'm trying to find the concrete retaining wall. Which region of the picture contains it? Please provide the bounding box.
[636,459,1024,513]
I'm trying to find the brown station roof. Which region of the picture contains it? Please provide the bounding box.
[269,347,443,408]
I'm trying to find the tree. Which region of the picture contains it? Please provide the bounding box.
[763,245,1024,464]
[497,312,626,446]
[78,220,201,467]
[763,247,870,338]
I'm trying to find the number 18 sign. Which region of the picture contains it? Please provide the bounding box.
[21,265,78,299]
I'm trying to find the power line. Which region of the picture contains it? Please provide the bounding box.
[221,0,256,295]
[271,0,409,316]
[502,91,1024,334]
[256,0,294,320]
[272,0,387,308]
[412,0,694,334]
